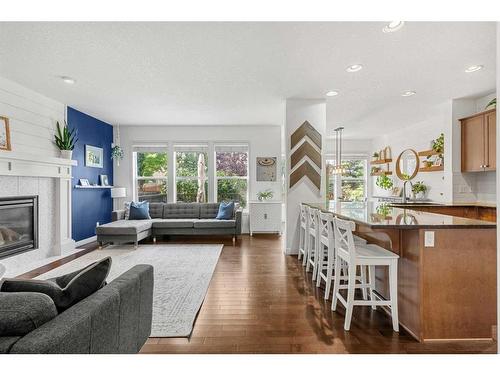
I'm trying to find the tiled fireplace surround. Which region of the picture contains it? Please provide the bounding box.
[0,154,76,277]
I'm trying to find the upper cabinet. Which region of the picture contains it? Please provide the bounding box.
[460,109,496,172]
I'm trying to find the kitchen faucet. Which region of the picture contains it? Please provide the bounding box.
[402,180,413,204]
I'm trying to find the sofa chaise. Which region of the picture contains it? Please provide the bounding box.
[0,265,153,354]
[96,202,242,248]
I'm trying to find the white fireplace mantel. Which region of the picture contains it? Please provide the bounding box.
[0,151,77,256]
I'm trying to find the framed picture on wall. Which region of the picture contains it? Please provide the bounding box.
[0,116,12,151]
[99,174,109,186]
[79,178,90,186]
[85,145,103,168]
[256,157,277,181]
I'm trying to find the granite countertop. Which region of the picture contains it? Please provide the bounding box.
[304,202,496,229]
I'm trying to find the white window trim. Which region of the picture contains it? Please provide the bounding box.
[173,146,208,203]
[132,148,169,202]
[325,155,369,202]
[214,146,249,209]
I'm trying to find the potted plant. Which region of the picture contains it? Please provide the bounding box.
[111,144,124,166]
[431,133,444,159]
[257,189,274,201]
[485,98,496,110]
[54,121,77,159]
[371,166,381,175]
[375,173,393,190]
[412,181,428,200]
[372,152,379,161]
[424,157,434,168]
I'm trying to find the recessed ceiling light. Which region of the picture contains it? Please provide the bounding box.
[401,90,416,97]
[346,64,363,73]
[465,65,484,73]
[60,76,76,84]
[326,90,339,97]
[383,21,405,33]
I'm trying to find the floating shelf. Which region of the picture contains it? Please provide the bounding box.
[370,171,393,176]
[419,165,444,172]
[418,150,441,157]
[370,159,393,165]
[74,185,114,189]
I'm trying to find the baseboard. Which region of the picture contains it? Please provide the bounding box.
[76,236,97,247]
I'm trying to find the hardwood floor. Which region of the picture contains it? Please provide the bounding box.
[23,234,497,354]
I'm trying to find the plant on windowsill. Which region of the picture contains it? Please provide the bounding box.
[54,121,78,159]
[257,189,274,201]
[411,181,428,200]
[375,173,393,190]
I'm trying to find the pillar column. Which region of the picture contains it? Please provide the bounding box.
[285,99,326,254]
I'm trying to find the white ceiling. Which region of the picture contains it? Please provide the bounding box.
[0,22,496,138]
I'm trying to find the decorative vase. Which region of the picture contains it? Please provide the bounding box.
[60,150,73,159]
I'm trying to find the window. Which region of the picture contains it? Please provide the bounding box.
[215,145,248,208]
[327,158,367,202]
[134,148,168,203]
[174,145,208,203]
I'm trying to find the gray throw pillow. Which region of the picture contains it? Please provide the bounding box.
[0,292,58,336]
[0,257,112,312]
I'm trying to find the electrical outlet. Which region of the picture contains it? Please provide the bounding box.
[424,231,435,247]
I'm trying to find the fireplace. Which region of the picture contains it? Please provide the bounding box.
[0,196,38,259]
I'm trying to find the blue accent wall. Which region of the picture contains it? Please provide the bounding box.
[69,107,114,242]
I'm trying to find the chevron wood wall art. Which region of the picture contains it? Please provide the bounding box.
[289,121,322,190]
[290,121,321,149]
[289,161,321,190]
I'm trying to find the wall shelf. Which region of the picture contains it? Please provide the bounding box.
[74,185,114,189]
[418,150,440,157]
[370,171,393,176]
[418,165,444,172]
[370,158,392,165]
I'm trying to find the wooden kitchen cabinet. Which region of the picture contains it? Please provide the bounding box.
[460,109,496,172]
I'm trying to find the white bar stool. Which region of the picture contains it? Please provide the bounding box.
[316,212,368,301]
[306,207,319,279]
[298,204,308,263]
[331,216,400,332]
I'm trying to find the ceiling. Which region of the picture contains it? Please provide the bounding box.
[0,22,496,138]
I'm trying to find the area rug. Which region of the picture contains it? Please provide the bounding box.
[36,244,223,337]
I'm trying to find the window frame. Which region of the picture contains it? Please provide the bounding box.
[173,145,209,203]
[133,147,169,203]
[214,145,249,209]
[326,155,368,203]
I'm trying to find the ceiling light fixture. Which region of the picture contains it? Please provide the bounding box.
[401,90,416,97]
[326,90,339,97]
[465,65,484,73]
[346,64,363,73]
[60,76,76,84]
[382,21,405,33]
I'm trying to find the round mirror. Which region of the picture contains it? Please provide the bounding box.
[396,149,419,181]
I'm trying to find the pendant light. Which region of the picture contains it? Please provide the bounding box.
[332,127,345,174]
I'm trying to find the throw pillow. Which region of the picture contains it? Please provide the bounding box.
[124,201,131,220]
[0,257,112,312]
[128,201,151,220]
[0,292,58,336]
[216,201,234,220]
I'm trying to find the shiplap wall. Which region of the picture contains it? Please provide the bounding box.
[0,76,64,156]
[0,76,65,276]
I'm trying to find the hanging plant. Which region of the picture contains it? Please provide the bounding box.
[111,144,124,161]
[431,133,444,158]
[376,173,393,190]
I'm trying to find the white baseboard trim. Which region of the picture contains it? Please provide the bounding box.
[75,236,97,247]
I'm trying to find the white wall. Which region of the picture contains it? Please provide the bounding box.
[0,76,65,276]
[371,101,452,202]
[370,94,497,204]
[114,125,283,233]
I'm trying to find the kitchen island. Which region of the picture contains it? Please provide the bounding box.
[304,201,497,342]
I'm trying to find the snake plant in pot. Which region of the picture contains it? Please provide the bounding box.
[54,121,78,159]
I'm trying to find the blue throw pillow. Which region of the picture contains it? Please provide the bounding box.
[128,201,151,220]
[216,202,234,220]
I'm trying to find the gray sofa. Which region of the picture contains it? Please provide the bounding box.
[96,202,242,248]
[0,265,153,354]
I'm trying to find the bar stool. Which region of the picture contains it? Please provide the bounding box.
[298,204,308,262]
[316,212,368,300]
[306,207,320,279]
[331,216,400,332]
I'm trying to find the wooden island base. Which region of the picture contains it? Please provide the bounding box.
[357,227,497,342]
